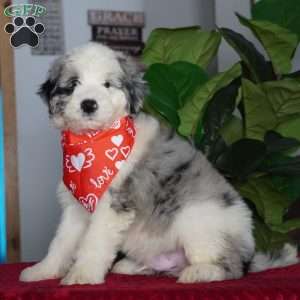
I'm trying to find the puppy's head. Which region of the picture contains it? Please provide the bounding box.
[39,43,147,132]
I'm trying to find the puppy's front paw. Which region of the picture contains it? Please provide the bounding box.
[20,262,63,282]
[61,263,105,285]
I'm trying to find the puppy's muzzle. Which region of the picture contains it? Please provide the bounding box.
[81,99,98,115]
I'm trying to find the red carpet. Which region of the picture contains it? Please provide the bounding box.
[1,263,300,300]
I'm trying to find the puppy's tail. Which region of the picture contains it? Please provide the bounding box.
[249,243,299,273]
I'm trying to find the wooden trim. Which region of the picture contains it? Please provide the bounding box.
[0,1,20,262]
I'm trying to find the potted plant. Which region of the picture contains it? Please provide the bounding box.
[141,0,300,253]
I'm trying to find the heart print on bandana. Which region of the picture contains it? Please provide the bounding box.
[111,134,124,147]
[105,148,118,161]
[120,146,131,158]
[78,193,98,213]
[70,153,85,171]
[65,148,95,173]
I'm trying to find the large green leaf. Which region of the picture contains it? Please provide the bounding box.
[220,116,244,145]
[178,63,241,137]
[237,177,290,226]
[237,14,298,74]
[144,62,208,128]
[284,70,300,79]
[252,219,290,252]
[264,131,300,153]
[219,27,274,83]
[142,27,221,68]
[200,79,240,155]
[276,118,300,141]
[203,136,228,165]
[217,138,267,180]
[242,78,300,140]
[272,175,300,203]
[252,0,300,39]
[271,218,300,234]
[262,153,300,176]
[253,218,271,252]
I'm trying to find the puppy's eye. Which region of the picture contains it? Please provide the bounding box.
[70,79,79,88]
[104,81,111,88]
[65,78,79,91]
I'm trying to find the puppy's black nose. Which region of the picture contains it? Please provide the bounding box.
[81,99,98,114]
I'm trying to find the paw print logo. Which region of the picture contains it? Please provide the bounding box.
[4,16,45,48]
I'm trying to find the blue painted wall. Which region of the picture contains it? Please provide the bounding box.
[0,90,6,263]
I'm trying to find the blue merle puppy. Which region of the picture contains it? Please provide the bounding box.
[20,43,298,285]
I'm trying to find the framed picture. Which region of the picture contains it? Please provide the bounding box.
[88,10,145,56]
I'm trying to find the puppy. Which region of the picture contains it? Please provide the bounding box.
[20,43,298,285]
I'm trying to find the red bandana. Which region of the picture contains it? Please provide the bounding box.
[62,116,136,213]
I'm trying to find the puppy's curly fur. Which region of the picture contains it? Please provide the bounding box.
[20,43,298,285]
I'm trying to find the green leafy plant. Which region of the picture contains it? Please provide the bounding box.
[142,0,300,252]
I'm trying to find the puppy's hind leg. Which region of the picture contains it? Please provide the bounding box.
[175,204,247,283]
[178,237,228,283]
[178,235,246,283]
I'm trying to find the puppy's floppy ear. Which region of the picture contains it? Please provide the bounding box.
[38,56,65,107]
[117,53,148,114]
